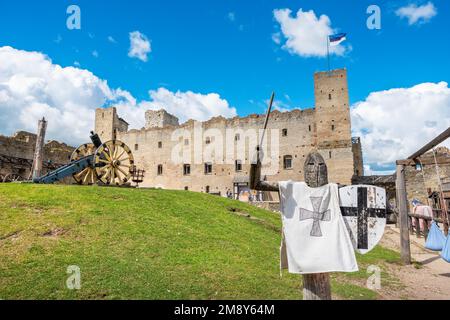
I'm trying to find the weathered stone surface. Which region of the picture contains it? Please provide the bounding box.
[404,147,450,210]
[94,69,362,196]
[145,109,179,129]
[0,131,74,180]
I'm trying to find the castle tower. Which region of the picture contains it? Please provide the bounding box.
[314,69,352,146]
[314,69,355,184]
[145,109,179,129]
[95,107,129,142]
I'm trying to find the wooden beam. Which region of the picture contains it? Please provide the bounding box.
[396,164,411,265]
[408,213,445,224]
[407,126,450,160]
[396,157,450,166]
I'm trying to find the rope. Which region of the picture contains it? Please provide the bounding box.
[417,158,432,207]
[432,149,450,227]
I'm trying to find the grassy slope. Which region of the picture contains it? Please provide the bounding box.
[0,184,401,300]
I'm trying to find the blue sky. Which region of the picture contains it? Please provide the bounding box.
[0,0,449,174]
[1,0,448,111]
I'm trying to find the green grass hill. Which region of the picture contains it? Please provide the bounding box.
[0,184,401,300]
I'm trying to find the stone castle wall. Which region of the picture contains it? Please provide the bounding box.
[95,68,362,196]
[0,131,74,180]
[145,109,179,129]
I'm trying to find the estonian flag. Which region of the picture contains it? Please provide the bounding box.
[329,33,347,46]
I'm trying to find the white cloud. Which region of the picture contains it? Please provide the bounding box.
[0,46,236,146]
[107,36,117,44]
[227,12,235,22]
[73,61,81,67]
[270,99,292,113]
[54,35,62,44]
[396,2,437,25]
[92,50,99,58]
[272,32,281,45]
[137,88,237,124]
[128,31,151,62]
[273,8,346,57]
[351,82,450,174]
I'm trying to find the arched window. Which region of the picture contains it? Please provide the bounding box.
[157,165,163,175]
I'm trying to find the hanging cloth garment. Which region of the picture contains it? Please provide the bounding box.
[441,235,450,263]
[425,222,446,251]
[279,181,358,274]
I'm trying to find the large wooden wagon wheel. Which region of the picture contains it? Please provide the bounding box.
[3,173,24,183]
[70,143,97,185]
[94,140,134,186]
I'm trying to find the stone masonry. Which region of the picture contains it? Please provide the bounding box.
[404,147,450,210]
[0,131,74,181]
[95,69,364,197]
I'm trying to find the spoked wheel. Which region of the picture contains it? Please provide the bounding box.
[94,140,134,186]
[3,174,24,183]
[70,143,98,185]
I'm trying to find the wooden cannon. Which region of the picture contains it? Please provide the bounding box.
[34,132,136,186]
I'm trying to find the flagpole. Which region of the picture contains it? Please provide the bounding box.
[327,35,330,73]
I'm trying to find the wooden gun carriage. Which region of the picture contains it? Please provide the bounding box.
[34,132,138,186]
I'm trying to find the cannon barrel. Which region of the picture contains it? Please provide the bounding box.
[90,131,103,149]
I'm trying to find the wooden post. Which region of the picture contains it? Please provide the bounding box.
[395,164,411,264]
[31,117,47,180]
[415,217,421,238]
[301,152,331,300]
[249,151,332,300]
[423,221,429,240]
[303,273,331,300]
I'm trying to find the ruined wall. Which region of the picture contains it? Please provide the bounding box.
[0,131,74,180]
[405,147,450,210]
[116,109,319,196]
[145,109,179,129]
[95,107,128,142]
[96,68,359,195]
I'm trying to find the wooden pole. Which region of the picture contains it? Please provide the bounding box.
[395,164,411,265]
[32,117,47,180]
[302,152,331,300]
[407,126,450,160]
[303,273,331,300]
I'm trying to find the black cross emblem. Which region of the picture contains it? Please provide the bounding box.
[299,196,331,237]
[340,187,386,249]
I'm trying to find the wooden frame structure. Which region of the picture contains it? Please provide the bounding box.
[396,127,450,264]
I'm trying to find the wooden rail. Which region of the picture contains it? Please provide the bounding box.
[407,211,449,239]
[396,126,450,264]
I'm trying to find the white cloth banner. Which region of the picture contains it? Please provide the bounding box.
[279,181,358,274]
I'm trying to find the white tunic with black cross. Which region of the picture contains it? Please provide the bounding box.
[279,181,358,274]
